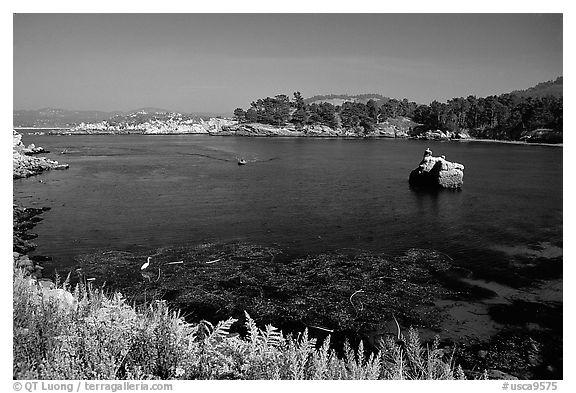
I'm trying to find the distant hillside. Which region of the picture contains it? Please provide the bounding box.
[305,77,563,107]
[127,107,173,115]
[304,94,390,106]
[512,77,563,98]
[13,108,229,128]
[13,108,121,128]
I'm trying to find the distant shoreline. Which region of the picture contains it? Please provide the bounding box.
[14,127,72,130]
[14,128,563,147]
[456,138,562,147]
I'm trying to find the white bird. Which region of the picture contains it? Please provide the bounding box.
[140,256,152,270]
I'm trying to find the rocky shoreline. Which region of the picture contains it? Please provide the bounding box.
[39,119,563,145]
[13,206,51,278]
[457,138,563,147]
[13,131,66,278]
[13,131,69,179]
[214,118,419,138]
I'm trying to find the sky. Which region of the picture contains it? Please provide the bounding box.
[13,13,563,114]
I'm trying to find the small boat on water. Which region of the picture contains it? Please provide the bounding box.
[237,158,247,166]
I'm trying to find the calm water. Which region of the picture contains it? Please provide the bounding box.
[14,135,562,276]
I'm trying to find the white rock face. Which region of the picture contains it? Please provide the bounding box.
[201,118,238,132]
[70,115,234,134]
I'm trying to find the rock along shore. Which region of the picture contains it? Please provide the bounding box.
[28,116,562,145]
[13,130,69,179]
[216,118,419,138]
[13,131,67,278]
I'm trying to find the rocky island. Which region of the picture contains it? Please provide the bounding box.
[409,148,465,189]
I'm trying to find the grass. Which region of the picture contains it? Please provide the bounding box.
[13,268,483,380]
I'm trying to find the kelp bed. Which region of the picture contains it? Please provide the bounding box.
[74,242,458,337]
[53,242,563,378]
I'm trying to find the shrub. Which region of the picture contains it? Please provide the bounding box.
[13,269,476,380]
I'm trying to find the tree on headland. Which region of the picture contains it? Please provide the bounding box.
[340,102,374,134]
[233,78,562,140]
[366,99,380,123]
[245,108,258,123]
[318,102,341,129]
[233,108,246,123]
[249,95,291,126]
[290,91,310,127]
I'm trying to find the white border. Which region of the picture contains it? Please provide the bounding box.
[3,3,571,391]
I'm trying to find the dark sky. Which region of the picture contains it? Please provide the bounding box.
[13,13,562,113]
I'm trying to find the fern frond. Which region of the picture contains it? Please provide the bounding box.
[244,311,259,347]
[209,318,237,341]
[456,365,466,380]
[311,335,331,379]
[405,327,424,379]
[262,324,283,348]
[361,351,381,380]
[343,339,358,379]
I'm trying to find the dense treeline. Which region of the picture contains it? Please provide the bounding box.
[233,80,562,140]
[414,94,562,140]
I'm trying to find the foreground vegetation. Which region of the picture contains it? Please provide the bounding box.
[13,269,478,380]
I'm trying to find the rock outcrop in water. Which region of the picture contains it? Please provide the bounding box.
[13,131,68,179]
[409,148,464,189]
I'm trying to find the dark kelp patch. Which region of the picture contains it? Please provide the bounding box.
[74,243,458,336]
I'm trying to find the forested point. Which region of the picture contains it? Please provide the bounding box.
[232,77,562,141]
